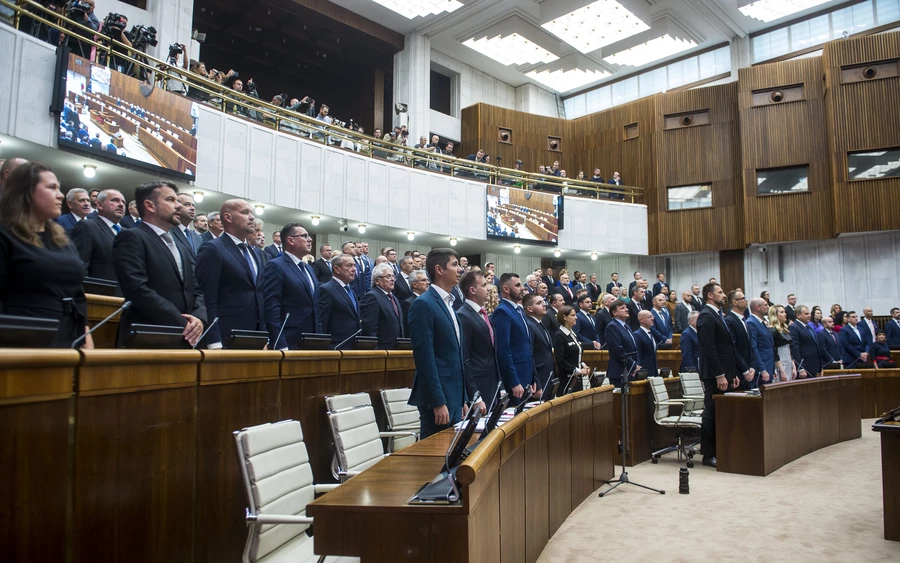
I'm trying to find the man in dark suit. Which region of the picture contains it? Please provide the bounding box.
[593,294,615,346]
[553,272,575,305]
[690,285,703,312]
[194,199,266,349]
[696,283,740,467]
[747,298,775,387]
[574,294,601,349]
[605,300,638,388]
[650,293,673,348]
[640,280,654,310]
[316,255,361,349]
[587,274,601,302]
[626,285,646,331]
[724,290,756,389]
[341,241,366,300]
[627,271,642,298]
[113,181,207,348]
[790,305,822,378]
[70,189,125,292]
[817,316,843,369]
[263,230,282,260]
[492,273,536,403]
[171,193,202,258]
[392,256,414,302]
[524,293,554,395]
[785,294,797,323]
[456,271,500,406]
[679,311,700,373]
[541,267,554,288]
[401,269,430,335]
[120,200,141,229]
[859,307,878,347]
[312,243,334,284]
[885,308,900,349]
[839,311,871,366]
[353,242,373,298]
[408,248,468,438]
[674,290,693,333]
[360,263,404,350]
[652,273,667,297]
[261,223,319,350]
[634,311,660,378]
[606,272,622,294]
[57,188,92,232]
[542,293,564,335]
[200,211,223,243]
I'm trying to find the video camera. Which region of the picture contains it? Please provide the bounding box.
[130,24,158,50]
[65,0,91,20]
[102,12,128,35]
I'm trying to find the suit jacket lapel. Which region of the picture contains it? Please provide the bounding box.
[141,223,183,284]
[287,256,313,298]
[93,217,115,243]
[224,235,254,283]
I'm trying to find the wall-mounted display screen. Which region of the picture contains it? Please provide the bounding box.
[58,53,198,179]
[486,185,560,246]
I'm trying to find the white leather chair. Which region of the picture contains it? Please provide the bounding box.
[233,420,356,563]
[648,377,702,467]
[379,388,419,452]
[325,393,418,481]
[678,372,705,415]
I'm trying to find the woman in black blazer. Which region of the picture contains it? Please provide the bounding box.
[0,162,91,348]
[553,305,590,393]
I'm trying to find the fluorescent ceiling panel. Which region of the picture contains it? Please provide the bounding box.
[526,53,611,92]
[370,0,463,20]
[541,0,651,54]
[738,0,832,23]
[601,17,699,67]
[462,16,560,66]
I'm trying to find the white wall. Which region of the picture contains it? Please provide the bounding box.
[0,27,58,146]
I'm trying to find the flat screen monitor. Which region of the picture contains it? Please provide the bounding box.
[486,185,560,246]
[83,277,118,296]
[296,333,331,350]
[445,403,483,471]
[353,336,379,350]
[124,323,184,349]
[480,392,511,440]
[227,329,269,350]
[0,314,60,348]
[394,338,412,350]
[57,53,198,180]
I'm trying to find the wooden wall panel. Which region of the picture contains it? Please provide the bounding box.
[824,33,900,234]
[739,57,835,244]
[653,82,743,254]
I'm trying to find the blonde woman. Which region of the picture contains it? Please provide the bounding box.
[768,305,795,381]
[484,284,500,315]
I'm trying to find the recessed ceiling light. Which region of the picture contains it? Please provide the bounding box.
[541,0,651,54]
[462,16,560,66]
[738,0,831,23]
[369,0,463,20]
[82,164,96,178]
[603,35,697,67]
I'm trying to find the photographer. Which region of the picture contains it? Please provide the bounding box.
[99,13,133,73]
[163,43,190,96]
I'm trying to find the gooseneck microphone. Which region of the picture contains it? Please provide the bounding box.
[272,312,291,350]
[72,300,131,349]
[334,329,362,350]
[192,317,219,349]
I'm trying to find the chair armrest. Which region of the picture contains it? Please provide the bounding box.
[338,470,361,483]
[380,431,419,441]
[314,484,339,494]
[247,512,314,526]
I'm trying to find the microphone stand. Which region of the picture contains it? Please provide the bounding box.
[72,300,132,349]
[599,354,665,497]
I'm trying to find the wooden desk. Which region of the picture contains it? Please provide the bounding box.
[307,387,615,563]
[714,375,862,476]
[824,368,900,418]
[873,419,900,541]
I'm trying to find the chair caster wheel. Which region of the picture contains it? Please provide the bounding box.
[651,457,659,464]
[687,452,694,458]
[687,460,694,468]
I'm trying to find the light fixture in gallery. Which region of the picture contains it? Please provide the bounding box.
[526,53,611,93]
[541,0,651,54]
[738,0,832,23]
[369,0,462,20]
[601,17,699,67]
[461,15,561,66]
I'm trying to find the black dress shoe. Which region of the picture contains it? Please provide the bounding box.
[702,457,717,468]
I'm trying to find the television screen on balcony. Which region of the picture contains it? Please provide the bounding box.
[486,185,560,246]
[56,52,198,180]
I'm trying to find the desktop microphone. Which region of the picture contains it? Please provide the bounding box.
[845,356,866,369]
[192,317,219,350]
[72,300,131,349]
[271,312,291,350]
[334,329,362,350]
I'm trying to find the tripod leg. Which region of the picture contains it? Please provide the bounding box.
[629,481,666,494]
[598,480,624,497]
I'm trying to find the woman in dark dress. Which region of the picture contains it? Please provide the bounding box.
[872,331,896,368]
[553,305,590,394]
[0,162,92,348]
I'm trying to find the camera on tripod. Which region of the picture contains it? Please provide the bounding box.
[65,0,91,20]
[168,43,184,58]
[130,24,158,50]
[102,13,127,36]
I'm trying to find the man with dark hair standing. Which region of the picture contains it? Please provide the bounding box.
[264,231,282,259]
[316,254,361,349]
[312,243,334,284]
[113,181,206,347]
[593,293,616,346]
[628,271,642,297]
[696,283,740,468]
[838,311,871,367]
[342,241,365,299]
[574,294,601,349]
[885,308,900,349]
[606,272,622,294]
[261,223,319,350]
[191,213,206,234]
[171,193,202,258]
[724,289,755,389]
[70,189,125,292]
[653,273,667,297]
[634,310,659,378]
[456,270,496,411]
[492,273,535,403]
[785,294,797,323]
[360,263,404,350]
[195,199,265,349]
[626,285,645,331]
[790,305,821,378]
[541,267,554,288]
[543,292,564,335]
[605,300,638,388]
[408,248,467,438]
[747,297,775,387]
[524,293,554,395]
[393,256,415,302]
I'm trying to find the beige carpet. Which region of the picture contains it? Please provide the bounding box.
[539,420,900,562]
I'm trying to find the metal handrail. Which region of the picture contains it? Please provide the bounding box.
[2,0,643,203]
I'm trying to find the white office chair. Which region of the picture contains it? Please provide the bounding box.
[233,420,356,563]
[325,393,418,482]
[648,377,702,467]
[678,372,705,416]
[379,388,419,452]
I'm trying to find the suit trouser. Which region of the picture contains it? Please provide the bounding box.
[418,407,459,440]
[701,379,725,458]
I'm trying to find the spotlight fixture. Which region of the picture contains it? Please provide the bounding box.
[591,252,598,260]
[82,164,96,178]
[311,216,320,226]
[358,224,367,234]
[407,231,415,241]
[193,191,204,203]
[514,245,521,254]
[254,205,265,216]
[553,249,561,257]
[449,237,458,246]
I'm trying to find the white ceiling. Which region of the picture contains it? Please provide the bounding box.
[330,0,846,94]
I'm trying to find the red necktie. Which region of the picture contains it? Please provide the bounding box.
[480,308,495,344]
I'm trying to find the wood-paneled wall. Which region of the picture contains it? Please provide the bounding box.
[824,33,900,234]
[461,103,571,170]
[739,57,835,244]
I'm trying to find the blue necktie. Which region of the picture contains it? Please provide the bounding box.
[183,228,193,252]
[239,243,257,282]
[345,284,358,313]
[112,223,121,234]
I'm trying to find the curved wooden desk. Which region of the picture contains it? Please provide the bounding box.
[307,386,616,563]
[824,368,900,418]
[714,375,862,476]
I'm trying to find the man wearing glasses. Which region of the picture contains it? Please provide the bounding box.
[360,263,404,350]
[261,223,319,350]
[724,289,757,390]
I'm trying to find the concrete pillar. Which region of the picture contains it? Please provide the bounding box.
[393,31,430,137]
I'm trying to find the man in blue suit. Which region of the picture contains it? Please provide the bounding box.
[492,273,536,404]
[789,305,821,378]
[195,199,266,349]
[679,311,700,373]
[359,263,404,349]
[634,311,659,378]
[650,294,673,349]
[747,298,775,387]
[57,188,92,232]
[573,294,601,349]
[839,311,871,366]
[261,222,319,350]
[340,241,366,299]
[605,300,639,387]
[316,255,361,349]
[408,248,468,438]
[817,316,843,370]
[652,273,667,297]
[885,308,900,349]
